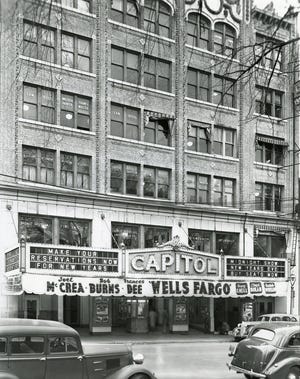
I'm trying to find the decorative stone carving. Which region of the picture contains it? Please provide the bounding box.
[157,235,193,251]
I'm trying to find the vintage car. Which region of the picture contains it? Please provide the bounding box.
[0,318,156,379]
[231,313,299,342]
[228,323,300,379]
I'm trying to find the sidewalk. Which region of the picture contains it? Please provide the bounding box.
[77,327,234,345]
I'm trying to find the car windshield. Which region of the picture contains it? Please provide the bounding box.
[258,316,269,321]
[251,328,275,341]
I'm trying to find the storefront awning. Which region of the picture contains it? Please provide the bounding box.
[256,135,288,146]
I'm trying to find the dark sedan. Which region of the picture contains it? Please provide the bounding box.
[227,323,300,379]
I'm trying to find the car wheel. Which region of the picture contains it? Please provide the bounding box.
[244,375,251,379]
[129,374,150,379]
[287,367,300,379]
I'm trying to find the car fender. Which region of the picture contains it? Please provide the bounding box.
[106,364,156,379]
[265,357,300,378]
[0,372,19,379]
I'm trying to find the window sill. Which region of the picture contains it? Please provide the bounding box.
[253,210,282,215]
[108,193,171,202]
[17,179,95,194]
[255,64,286,76]
[253,113,287,123]
[19,118,96,136]
[186,97,239,113]
[108,135,175,151]
[185,150,239,162]
[20,55,96,78]
[254,161,284,170]
[186,203,239,210]
[108,20,175,44]
[185,44,240,63]
[108,79,175,97]
[46,1,96,17]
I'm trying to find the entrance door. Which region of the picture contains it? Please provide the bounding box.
[25,295,39,319]
[64,296,80,326]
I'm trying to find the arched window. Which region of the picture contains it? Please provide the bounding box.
[214,22,236,57]
[186,13,211,51]
[143,0,172,38]
[110,0,139,28]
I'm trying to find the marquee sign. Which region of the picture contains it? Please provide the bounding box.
[127,249,221,279]
[225,257,287,280]
[26,244,121,277]
[5,247,20,272]
[21,274,289,298]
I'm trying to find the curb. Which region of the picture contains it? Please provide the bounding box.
[81,338,234,345]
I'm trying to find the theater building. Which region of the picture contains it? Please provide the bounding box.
[0,0,299,333]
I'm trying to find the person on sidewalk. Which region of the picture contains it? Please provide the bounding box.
[149,309,157,331]
[162,308,169,333]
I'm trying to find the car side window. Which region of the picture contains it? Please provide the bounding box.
[291,317,297,322]
[0,338,7,354]
[49,336,79,354]
[271,317,280,321]
[11,336,44,354]
[282,316,291,321]
[288,333,300,346]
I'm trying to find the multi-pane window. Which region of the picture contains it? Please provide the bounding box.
[186,13,211,50]
[144,0,172,38]
[111,103,139,140]
[111,47,139,85]
[110,0,172,38]
[213,126,235,157]
[187,122,211,153]
[23,21,55,63]
[112,223,170,249]
[19,214,53,243]
[112,223,139,249]
[213,177,234,206]
[255,183,282,212]
[144,56,171,92]
[255,34,283,71]
[189,229,239,255]
[189,230,212,252]
[59,219,90,246]
[255,86,283,118]
[216,232,239,255]
[61,93,91,130]
[143,167,170,199]
[214,22,236,57]
[22,146,55,185]
[60,152,90,190]
[187,173,209,204]
[187,69,210,101]
[255,136,285,165]
[59,0,91,12]
[23,84,55,124]
[61,33,91,72]
[111,47,172,91]
[254,234,286,258]
[144,117,171,146]
[110,0,139,27]
[213,76,235,108]
[19,214,91,246]
[110,161,139,195]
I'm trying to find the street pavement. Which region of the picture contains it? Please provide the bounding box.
[80,328,244,378]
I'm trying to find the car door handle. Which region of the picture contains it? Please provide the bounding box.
[77,355,83,361]
[40,357,46,361]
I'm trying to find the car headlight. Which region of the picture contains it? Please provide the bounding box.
[133,353,144,364]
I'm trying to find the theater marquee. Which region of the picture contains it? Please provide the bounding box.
[20,274,289,298]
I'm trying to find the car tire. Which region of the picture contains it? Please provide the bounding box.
[287,367,300,379]
[129,374,150,379]
[244,375,252,379]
